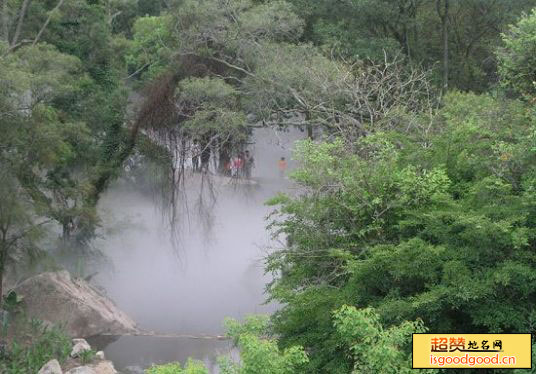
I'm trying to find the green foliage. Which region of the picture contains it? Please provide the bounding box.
[3,2,536,373]
[219,316,308,374]
[128,15,173,79]
[179,77,239,108]
[0,291,23,335]
[0,42,96,250]
[333,305,436,374]
[239,1,304,42]
[287,0,536,91]
[267,92,536,372]
[241,42,343,120]
[498,8,536,98]
[0,0,131,258]
[2,291,24,313]
[178,77,249,148]
[79,349,96,365]
[0,166,46,300]
[223,315,271,343]
[151,310,423,374]
[218,335,308,374]
[146,359,208,374]
[0,325,71,374]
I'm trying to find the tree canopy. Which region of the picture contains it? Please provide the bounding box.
[2,1,536,373]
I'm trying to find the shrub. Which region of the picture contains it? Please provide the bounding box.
[0,325,71,374]
[79,349,97,364]
[146,359,208,374]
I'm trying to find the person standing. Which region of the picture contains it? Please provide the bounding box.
[232,153,244,177]
[278,156,288,178]
[231,156,238,177]
[244,150,254,179]
[238,152,245,177]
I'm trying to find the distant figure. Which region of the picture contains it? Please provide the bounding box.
[278,157,288,177]
[239,152,245,176]
[232,153,244,177]
[192,140,200,172]
[223,160,232,175]
[244,150,255,179]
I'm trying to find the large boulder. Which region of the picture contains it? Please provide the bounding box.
[90,361,118,374]
[123,366,145,374]
[71,338,92,358]
[38,359,63,374]
[65,367,96,374]
[65,362,117,374]
[14,271,137,338]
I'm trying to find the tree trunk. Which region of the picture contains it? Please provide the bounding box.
[61,219,73,242]
[403,24,411,61]
[0,245,5,309]
[1,0,9,43]
[11,0,31,47]
[0,273,3,310]
[305,111,313,140]
[218,141,231,175]
[200,135,211,172]
[442,1,449,91]
[0,266,3,309]
[32,0,65,46]
[437,0,449,92]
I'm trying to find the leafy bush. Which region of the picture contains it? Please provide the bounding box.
[498,8,536,98]
[218,317,308,374]
[147,316,307,374]
[266,92,536,372]
[146,359,208,374]
[333,305,437,374]
[147,309,427,374]
[0,325,71,374]
[79,349,97,364]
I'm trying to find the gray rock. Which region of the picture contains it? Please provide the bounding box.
[14,271,137,338]
[38,359,63,374]
[71,339,92,357]
[90,361,117,374]
[123,366,145,374]
[65,367,96,374]
[72,338,89,345]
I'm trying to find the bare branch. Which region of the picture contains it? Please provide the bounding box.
[32,0,65,46]
[124,62,152,80]
[11,0,31,47]
[108,11,122,26]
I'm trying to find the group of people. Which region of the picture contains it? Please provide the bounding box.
[229,150,255,178]
[190,140,289,179]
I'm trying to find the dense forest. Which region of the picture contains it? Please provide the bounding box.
[2,0,536,373]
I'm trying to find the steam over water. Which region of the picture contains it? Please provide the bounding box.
[93,128,304,371]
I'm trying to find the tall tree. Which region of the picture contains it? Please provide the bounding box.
[436,0,449,91]
[1,0,8,42]
[287,0,536,91]
[0,168,46,306]
[498,8,536,98]
[266,91,536,373]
